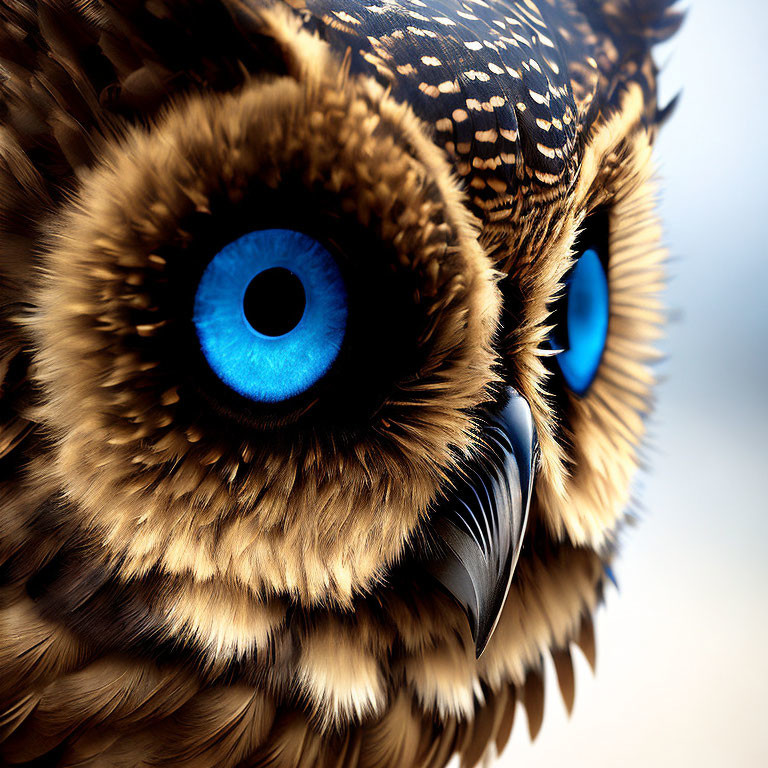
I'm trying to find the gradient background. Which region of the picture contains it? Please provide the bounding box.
[497,1,768,765]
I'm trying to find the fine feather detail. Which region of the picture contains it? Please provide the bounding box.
[0,0,675,765]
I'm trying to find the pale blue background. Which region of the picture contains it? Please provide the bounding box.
[500,1,768,765]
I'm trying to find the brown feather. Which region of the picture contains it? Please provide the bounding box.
[576,612,598,672]
[493,686,517,755]
[521,667,545,742]
[552,646,577,715]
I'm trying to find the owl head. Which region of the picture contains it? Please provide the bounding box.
[0,0,680,764]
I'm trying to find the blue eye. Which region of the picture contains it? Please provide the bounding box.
[193,229,347,403]
[554,248,609,396]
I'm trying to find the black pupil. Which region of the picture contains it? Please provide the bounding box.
[243,267,306,337]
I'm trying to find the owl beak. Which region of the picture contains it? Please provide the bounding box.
[420,387,539,658]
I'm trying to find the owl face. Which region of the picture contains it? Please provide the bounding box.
[0,0,679,759]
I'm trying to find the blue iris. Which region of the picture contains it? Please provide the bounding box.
[554,248,609,396]
[193,229,347,402]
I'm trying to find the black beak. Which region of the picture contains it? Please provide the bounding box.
[419,387,539,657]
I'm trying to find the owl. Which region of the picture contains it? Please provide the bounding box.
[0,0,680,766]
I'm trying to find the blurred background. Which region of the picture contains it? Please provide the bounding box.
[500,1,768,765]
